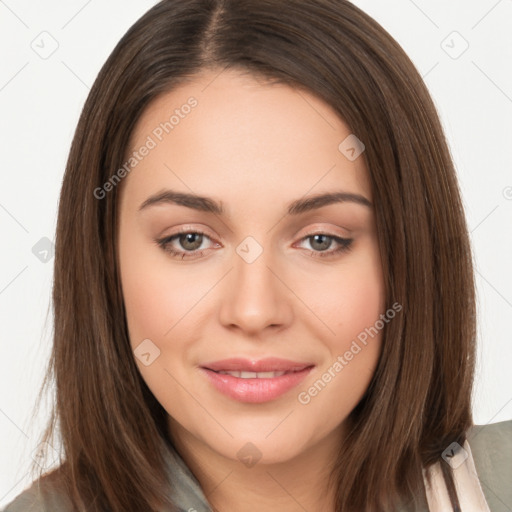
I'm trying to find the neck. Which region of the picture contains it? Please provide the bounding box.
[169,421,342,512]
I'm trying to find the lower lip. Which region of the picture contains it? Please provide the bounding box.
[200,367,314,403]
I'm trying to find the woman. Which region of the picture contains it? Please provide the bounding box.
[3,0,511,511]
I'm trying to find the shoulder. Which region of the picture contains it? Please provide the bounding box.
[1,468,73,512]
[467,419,512,510]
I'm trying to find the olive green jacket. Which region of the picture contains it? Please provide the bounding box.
[2,420,511,511]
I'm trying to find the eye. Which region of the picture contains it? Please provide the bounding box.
[295,233,353,258]
[155,229,217,260]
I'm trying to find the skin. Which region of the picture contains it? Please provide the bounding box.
[118,68,386,511]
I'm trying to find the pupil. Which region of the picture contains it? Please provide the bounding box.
[182,233,202,250]
[311,234,331,251]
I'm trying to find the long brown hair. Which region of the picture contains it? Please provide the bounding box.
[29,0,476,510]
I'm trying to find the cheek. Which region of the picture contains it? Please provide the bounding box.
[121,268,171,345]
[309,246,385,346]
[119,228,177,348]
[296,268,386,424]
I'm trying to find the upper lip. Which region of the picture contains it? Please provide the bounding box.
[201,357,315,373]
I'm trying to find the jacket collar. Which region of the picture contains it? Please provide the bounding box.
[161,437,490,512]
[162,439,212,512]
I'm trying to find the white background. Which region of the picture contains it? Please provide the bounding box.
[1,0,511,506]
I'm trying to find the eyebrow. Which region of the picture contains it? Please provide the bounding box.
[138,189,372,215]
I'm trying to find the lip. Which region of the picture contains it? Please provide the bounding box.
[201,357,314,373]
[199,358,315,403]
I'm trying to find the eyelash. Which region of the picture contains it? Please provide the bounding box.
[155,228,353,260]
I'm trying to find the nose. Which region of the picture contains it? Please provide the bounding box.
[218,245,293,335]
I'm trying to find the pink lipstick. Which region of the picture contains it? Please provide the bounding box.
[200,357,315,403]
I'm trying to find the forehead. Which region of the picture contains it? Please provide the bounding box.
[121,68,371,212]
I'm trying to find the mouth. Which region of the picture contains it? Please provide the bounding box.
[201,357,314,374]
[199,358,315,403]
[211,369,305,378]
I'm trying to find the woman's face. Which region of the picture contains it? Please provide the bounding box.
[118,68,386,466]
